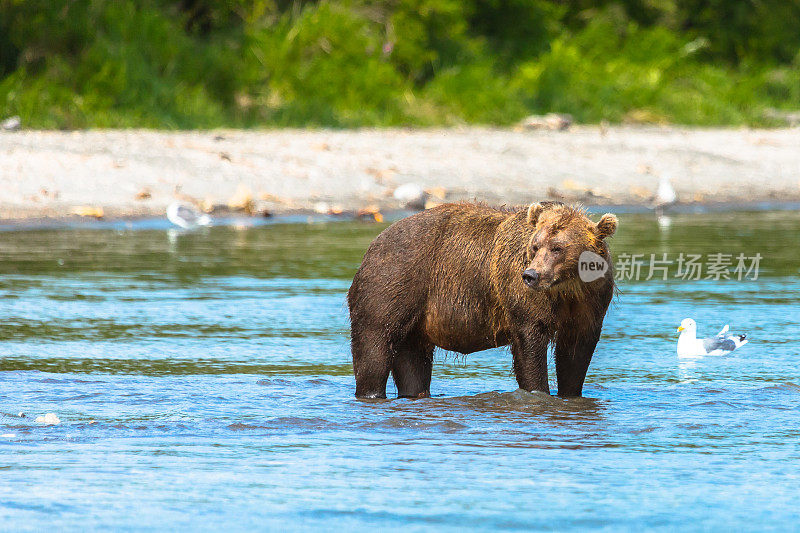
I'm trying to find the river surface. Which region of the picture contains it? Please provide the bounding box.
[1,211,799,531]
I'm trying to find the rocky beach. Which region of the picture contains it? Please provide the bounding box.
[1,126,799,222]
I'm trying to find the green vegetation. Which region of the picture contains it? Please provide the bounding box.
[1,0,799,128]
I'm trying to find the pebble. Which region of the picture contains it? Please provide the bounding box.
[1,116,21,131]
[70,206,105,218]
[356,205,384,223]
[517,113,573,131]
[135,187,152,200]
[227,184,255,214]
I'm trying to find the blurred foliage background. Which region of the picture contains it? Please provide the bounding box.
[1,0,799,128]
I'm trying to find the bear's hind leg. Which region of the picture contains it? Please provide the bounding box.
[391,336,434,399]
[352,326,392,399]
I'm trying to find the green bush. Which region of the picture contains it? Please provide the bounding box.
[0,0,798,128]
[513,13,800,125]
[241,2,411,126]
[421,62,526,124]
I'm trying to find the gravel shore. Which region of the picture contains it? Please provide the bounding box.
[1,126,799,221]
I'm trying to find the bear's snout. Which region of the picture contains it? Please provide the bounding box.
[522,269,540,288]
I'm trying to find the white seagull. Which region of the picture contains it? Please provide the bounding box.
[676,318,748,358]
[654,175,677,222]
[655,175,677,207]
[166,202,212,229]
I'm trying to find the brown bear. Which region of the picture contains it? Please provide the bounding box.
[347,201,617,399]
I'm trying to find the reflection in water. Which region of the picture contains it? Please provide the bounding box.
[1,211,800,530]
[678,357,701,383]
[452,389,604,420]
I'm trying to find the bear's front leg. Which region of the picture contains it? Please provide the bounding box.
[555,323,601,397]
[511,326,550,394]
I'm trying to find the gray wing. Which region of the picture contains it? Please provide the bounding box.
[702,336,736,352]
[175,205,201,223]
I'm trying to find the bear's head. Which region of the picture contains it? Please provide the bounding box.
[521,202,617,290]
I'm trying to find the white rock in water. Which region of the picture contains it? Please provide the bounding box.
[34,413,61,425]
[1,116,21,131]
[1,433,16,438]
[393,183,426,209]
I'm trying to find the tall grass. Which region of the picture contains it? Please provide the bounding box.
[1,0,798,128]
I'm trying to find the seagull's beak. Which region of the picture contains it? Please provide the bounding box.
[677,326,685,333]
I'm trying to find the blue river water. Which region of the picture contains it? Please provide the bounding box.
[1,211,799,531]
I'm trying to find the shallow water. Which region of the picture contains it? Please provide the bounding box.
[2,211,800,531]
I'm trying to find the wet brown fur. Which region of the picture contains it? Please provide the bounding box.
[347,202,617,399]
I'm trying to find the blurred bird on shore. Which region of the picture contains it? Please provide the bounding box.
[655,175,677,213]
[167,202,212,229]
[654,175,677,228]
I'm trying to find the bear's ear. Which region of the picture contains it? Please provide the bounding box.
[595,213,618,239]
[526,203,544,226]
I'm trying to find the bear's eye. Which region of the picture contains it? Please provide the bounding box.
[531,245,540,254]
[550,245,564,254]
